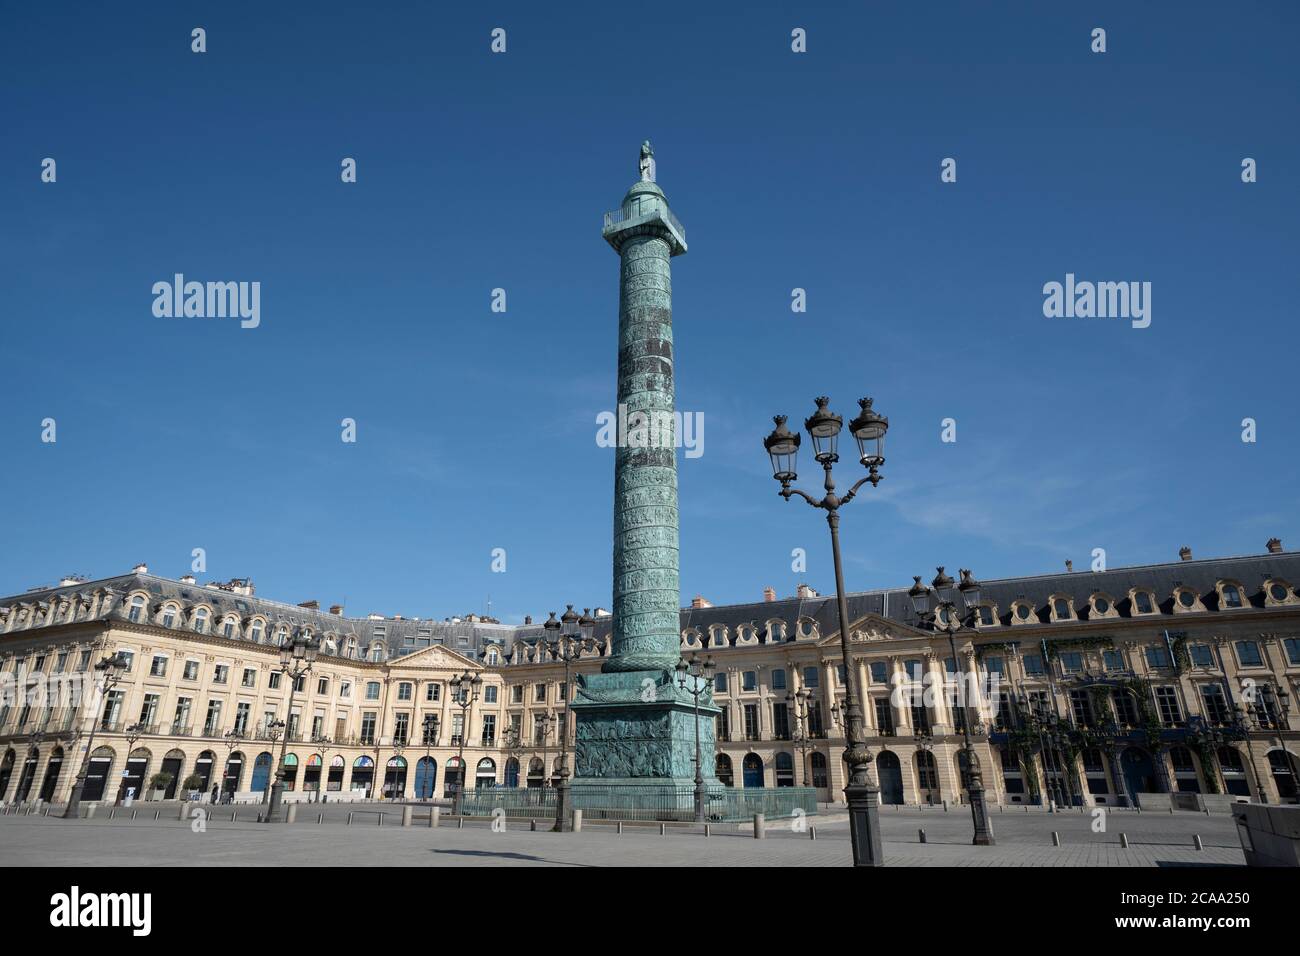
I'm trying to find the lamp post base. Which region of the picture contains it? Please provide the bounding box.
[552,778,572,832]
[968,781,996,845]
[265,780,285,823]
[62,782,86,819]
[844,780,884,867]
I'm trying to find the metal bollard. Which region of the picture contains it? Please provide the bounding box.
[616,821,624,835]
[430,807,440,829]
[1194,834,1203,851]
[1120,833,1129,848]
[153,810,160,821]
[131,810,137,820]
[86,804,97,819]
[231,810,237,822]
[1052,831,1060,847]
[108,809,116,820]
[317,813,323,825]
[377,811,384,827]
[529,819,537,832]
[572,809,582,833]
[919,828,927,844]
[753,813,765,839]
[347,811,354,826]
[179,805,188,821]
[660,823,667,836]
[286,805,297,824]
[402,806,413,827]
[457,816,464,829]
[703,823,711,837]
[809,826,816,841]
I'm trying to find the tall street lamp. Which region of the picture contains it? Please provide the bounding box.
[762,395,888,867]
[265,629,320,824]
[448,669,482,815]
[547,607,593,832]
[786,686,814,787]
[908,568,996,845]
[676,653,717,823]
[62,651,129,819]
[421,715,438,800]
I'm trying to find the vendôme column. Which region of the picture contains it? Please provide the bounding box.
[570,143,719,791]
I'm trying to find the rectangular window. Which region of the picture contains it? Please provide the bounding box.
[481,714,496,745]
[269,672,281,690]
[716,709,729,741]
[742,671,757,692]
[393,713,409,745]
[510,684,523,704]
[451,713,464,745]
[317,676,329,695]
[1113,691,1139,727]
[1200,684,1231,725]
[803,666,820,689]
[234,702,250,735]
[484,685,498,703]
[397,682,413,701]
[311,714,324,739]
[1145,646,1172,669]
[172,698,192,732]
[422,715,439,745]
[743,703,759,740]
[1283,638,1300,665]
[213,665,229,684]
[204,700,223,736]
[365,682,380,701]
[242,668,257,688]
[807,702,824,737]
[714,673,727,693]
[150,655,167,677]
[1235,641,1263,667]
[771,668,787,690]
[1102,650,1125,672]
[772,702,789,738]
[183,660,199,681]
[535,683,547,702]
[139,694,160,727]
[101,690,124,729]
[1022,654,1045,676]
[292,674,305,694]
[869,661,888,684]
[360,712,376,745]
[984,656,1005,675]
[873,698,894,735]
[1154,686,1182,725]
[1069,690,1094,727]
[904,660,921,681]
[1060,652,1083,673]
[340,681,351,698]
[1189,644,1215,668]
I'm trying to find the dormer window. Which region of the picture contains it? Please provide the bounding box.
[193,608,209,633]
[1013,603,1033,623]
[1134,591,1155,615]
[1269,582,1290,601]
[128,596,145,623]
[222,616,237,638]
[249,619,264,642]
[1176,589,1198,610]
[976,605,995,626]
[1051,597,1073,621]
[162,605,178,628]
[1220,584,1243,609]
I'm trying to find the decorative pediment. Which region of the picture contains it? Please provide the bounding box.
[816,612,928,647]
[383,643,480,672]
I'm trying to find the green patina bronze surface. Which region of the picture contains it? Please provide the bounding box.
[571,145,720,788]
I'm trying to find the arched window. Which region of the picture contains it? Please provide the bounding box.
[715,754,734,787]
[222,616,237,638]
[128,595,145,623]
[475,758,497,789]
[1134,591,1155,614]
[193,608,209,633]
[1053,598,1072,620]
[162,604,178,628]
[485,647,500,665]
[1221,584,1243,608]
[810,752,828,789]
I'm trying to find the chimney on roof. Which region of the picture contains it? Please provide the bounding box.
[763,586,777,603]
[1179,546,1193,562]
[524,615,532,625]
[131,563,148,574]
[796,583,819,599]
[1267,537,1283,554]
[328,604,344,615]
[58,575,86,587]
[691,595,712,609]
[299,600,320,610]
[1065,560,1073,573]
[179,574,196,585]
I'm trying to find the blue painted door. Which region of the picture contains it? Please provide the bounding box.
[251,753,272,795]
[742,754,764,788]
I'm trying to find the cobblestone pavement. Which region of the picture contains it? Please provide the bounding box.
[0,806,1246,867]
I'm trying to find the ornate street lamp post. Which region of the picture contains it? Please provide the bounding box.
[676,653,717,823]
[448,669,482,815]
[421,715,438,800]
[787,686,814,787]
[762,395,888,867]
[547,607,593,832]
[265,630,320,824]
[908,568,996,845]
[261,721,284,803]
[62,651,129,819]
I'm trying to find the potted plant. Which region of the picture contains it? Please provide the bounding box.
[182,773,205,801]
[148,772,173,801]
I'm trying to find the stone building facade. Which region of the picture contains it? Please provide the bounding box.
[1,545,1298,809]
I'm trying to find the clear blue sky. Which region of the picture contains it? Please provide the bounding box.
[2,2,1297,623]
